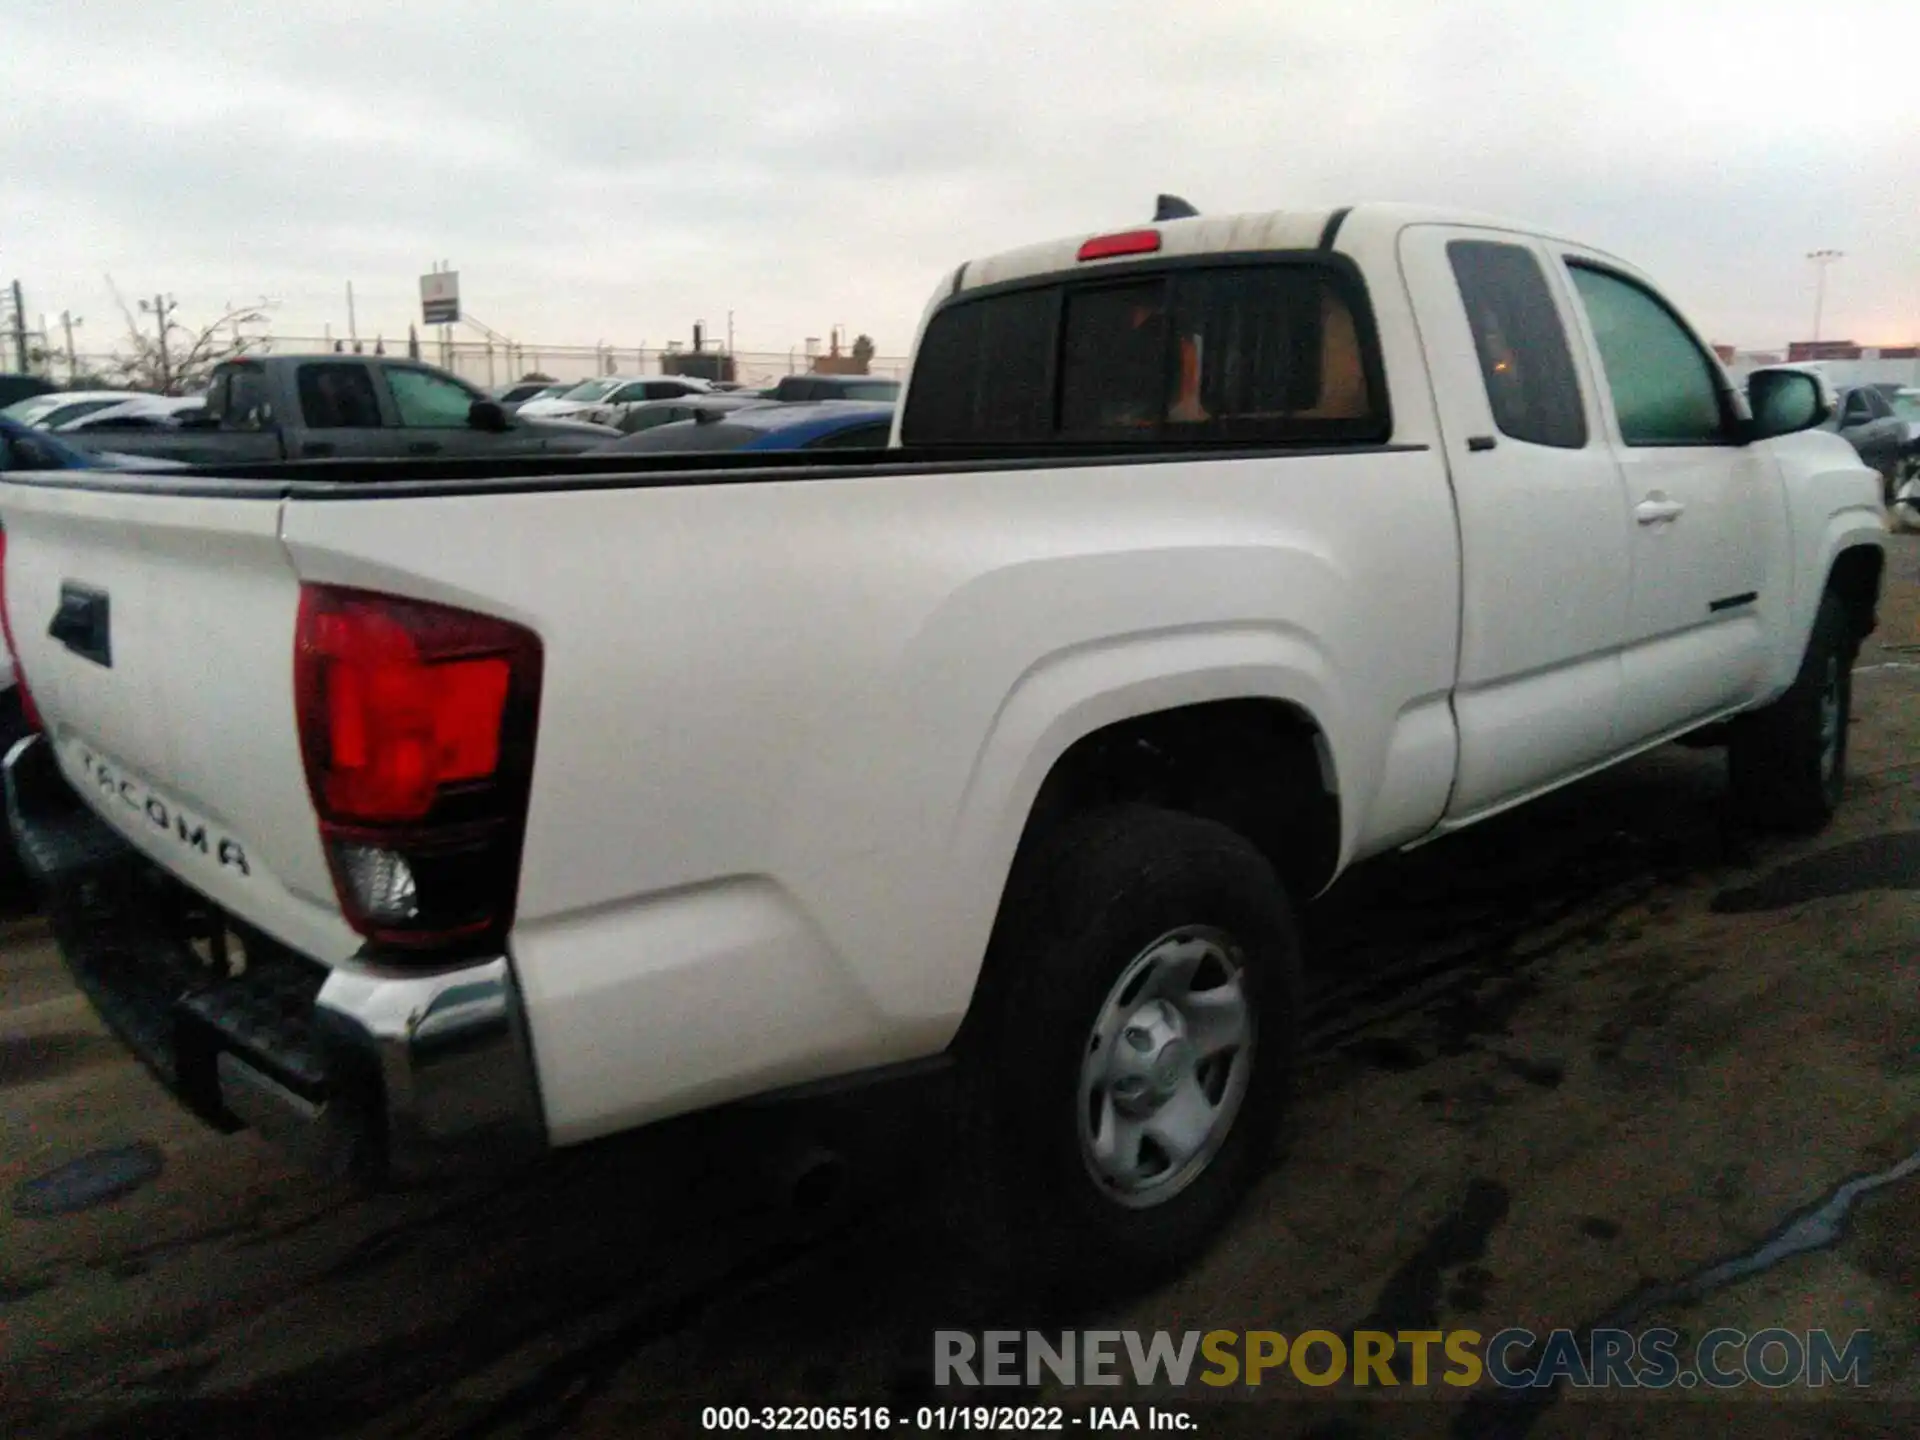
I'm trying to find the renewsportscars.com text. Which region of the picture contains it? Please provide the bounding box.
[934,1327,1872,1391]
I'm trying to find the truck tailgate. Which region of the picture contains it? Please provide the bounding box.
[2,481,360,964]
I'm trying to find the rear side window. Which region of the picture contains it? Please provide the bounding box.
[299,363,385,428]
[902,263,1384,447]
[1447,240,1588,449]
[225,367,275,431]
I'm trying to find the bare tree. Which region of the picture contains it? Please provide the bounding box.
[102,276,275,394]
[851,333,876,372]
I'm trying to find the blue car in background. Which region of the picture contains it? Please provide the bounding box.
[593,400,896,455]
[0,414,189,474]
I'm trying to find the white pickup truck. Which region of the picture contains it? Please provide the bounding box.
[0,202,1888,1285]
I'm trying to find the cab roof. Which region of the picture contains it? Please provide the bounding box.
[953,202,1625,294]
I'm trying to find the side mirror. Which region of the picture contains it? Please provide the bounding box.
[468,399,511,432]
[1746,368,1832,441]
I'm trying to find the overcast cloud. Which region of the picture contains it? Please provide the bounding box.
[2,0,1916,359]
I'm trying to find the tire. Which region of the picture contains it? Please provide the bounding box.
[1727,589,1855,833]
[951,804,1301,1301]
[0,685,33,905]
[1894,457,1920,534]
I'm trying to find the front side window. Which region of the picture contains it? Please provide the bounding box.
[384,367,481,428]
[1447,240,1588,448]
[902,261,1384,447]
[1566,264,1726,445]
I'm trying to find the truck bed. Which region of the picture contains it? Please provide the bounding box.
[2,437,1430,498]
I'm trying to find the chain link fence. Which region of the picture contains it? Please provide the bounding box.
[36,337,910,394]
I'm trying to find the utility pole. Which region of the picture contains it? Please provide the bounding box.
[9,281,26,372]
[1806,249,1843,344]
[347,281,358,350]
[139,294,177,390]
[727,310,734,357]
[61,311,82,382]
[155,295,171,385]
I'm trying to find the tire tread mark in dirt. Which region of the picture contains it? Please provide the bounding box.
[1451,1147,1920,1438]
[1710,831,1920,913]
[14,1229,809,1440]
[1352,1177,1510,1382]
[1303,881,1657,1062]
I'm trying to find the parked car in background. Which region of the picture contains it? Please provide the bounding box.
[752,374,901,403]
[0,413,190,475]
[2,389,148,431]
[49,356,618,465]
[516,375,714,422]
[494,379,561,407]
[49,394,206,434]
[1824,383,1908,502]
[570,377,720,427]
[593,399,896,453]
[0,375,57,409]
[1883,386,1919,445]
[608,393,773,436]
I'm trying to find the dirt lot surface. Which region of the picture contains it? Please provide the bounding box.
[2,536,1915,1440]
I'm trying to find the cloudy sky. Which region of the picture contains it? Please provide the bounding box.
[3,0,1916,362]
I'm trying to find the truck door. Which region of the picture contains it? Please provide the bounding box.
[1554,254,1770,743]
[290,361,394,459]
[1397,225,1632,818]
[196,365,285,464]
[376,363,501,457]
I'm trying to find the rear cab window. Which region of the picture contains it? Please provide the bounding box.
[901,257,1388,448]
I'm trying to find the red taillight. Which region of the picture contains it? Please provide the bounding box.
[0,528,43,733]
[1077,229,1162,262]
[294,584,542,954]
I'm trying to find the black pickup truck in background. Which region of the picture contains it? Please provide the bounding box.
[57,355,619,465]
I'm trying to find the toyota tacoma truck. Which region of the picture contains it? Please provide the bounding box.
[53,354,618,466]
[0,202,1888,1285]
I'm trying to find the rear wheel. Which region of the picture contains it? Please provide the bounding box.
[953,805,1300,1299]
[1727,589,1854,832]
[0,686,35,906]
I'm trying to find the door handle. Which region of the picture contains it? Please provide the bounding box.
[48,583,112,667]
[1635,496,1686,524]
[408,441,442,456]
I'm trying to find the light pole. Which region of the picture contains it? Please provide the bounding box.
[1806,249,1843,344]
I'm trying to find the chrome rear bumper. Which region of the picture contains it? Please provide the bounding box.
[4,733,546,1186]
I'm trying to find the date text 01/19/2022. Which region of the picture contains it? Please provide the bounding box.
[700,1405,1197,1431]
